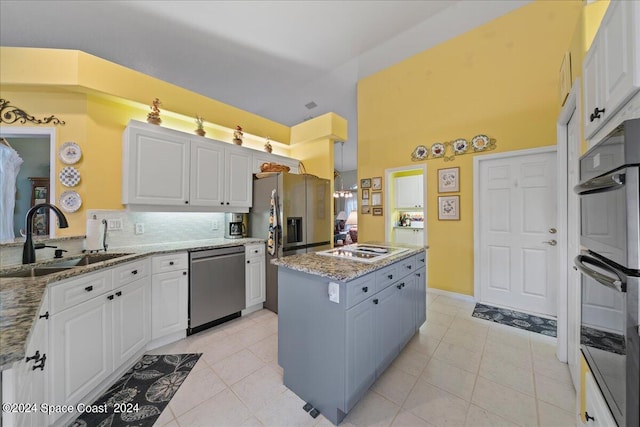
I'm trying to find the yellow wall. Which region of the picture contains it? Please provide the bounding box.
[357,0,583,295]
[0,47,301,236]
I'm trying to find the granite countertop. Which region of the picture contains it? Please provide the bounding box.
[273,243,427,282]
[0,237,263,370]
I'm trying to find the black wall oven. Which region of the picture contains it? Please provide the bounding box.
[574,118,640,427]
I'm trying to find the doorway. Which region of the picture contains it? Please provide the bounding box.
[0,127,56,240]
[384,164,427,246]
[474,147,558,316]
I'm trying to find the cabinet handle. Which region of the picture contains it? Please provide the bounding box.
[373,299,379,304]
[589,107,605,122]
[116,291,122,297]
[108,295,114,300]
[131,270,138,275]
[362,286,368,293]
[397,284,402,289]
[406,265,412,269]
[169,261,174,265]
[39,311,49,320]
[415,273,421,277]
[85,286,93,292]
[254,250,259,253]
[419,258,424,262]
[32,354,46,371]
[183,271,187,275]
[585,412,595,422]
[226,202,230,205]
[387,274,393,280]
[247,260,250,264]
[220,202,224,205]
[185,201,189,204]
[25,350,40,363]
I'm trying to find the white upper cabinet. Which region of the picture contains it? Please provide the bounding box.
[252,151,299,174]
[395,175,423,208]
[583,1,640,139]
[123,120,257,210]
[123,122,190,206]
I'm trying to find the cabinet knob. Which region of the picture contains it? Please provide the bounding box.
[185,201,189,204]
[39,311,49,320]
[116,291,122,297]
[247,260,250,264]
[220,202,224,205]
[585,412,595,422]
[373,299,379,305]
[183,271,187,275]
[226,202,230,205]
[406,265,412,269]
[32,354,46,371]
[108,295,114,300]
[387,274,393,280]
[362,286,368,293]
[131,269,138,275]
[589,107,605,122]
[85,286,93,292]
[397,284,402,289]
[169,261,174,265]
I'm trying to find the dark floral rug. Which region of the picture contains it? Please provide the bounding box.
[471,303,557,337]
[70,353,201,427]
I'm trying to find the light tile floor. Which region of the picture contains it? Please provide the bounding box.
[149,293,577,427]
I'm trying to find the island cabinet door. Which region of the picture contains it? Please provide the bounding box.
[375,283,403,374]
[414,267,427,328]
[399,275,416,347]
[345,296,376,412]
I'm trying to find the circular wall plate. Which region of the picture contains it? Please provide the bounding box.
[59,166,81,187]
[59,142,82,164]
[59,190,82,213]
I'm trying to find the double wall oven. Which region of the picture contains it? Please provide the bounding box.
[574,118,640,427]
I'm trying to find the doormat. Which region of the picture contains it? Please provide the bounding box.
[472,303,557,337]
[70,353,201,427]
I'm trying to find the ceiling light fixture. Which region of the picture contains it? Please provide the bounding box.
[334,141,353,199]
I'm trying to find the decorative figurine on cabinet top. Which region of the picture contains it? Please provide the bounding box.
[233,125,244,145]
[195,115,206,137]
[264,136,273,153]
[147,98,162,125]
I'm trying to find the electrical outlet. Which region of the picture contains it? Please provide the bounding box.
[135,223,145,235]
[107,218,123,231]
[212,220,219,231]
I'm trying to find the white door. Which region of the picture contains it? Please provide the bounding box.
[151,270,188,339]
[246,257,266,307]
[476,149,558,316]
[190,139,224,206]
[225,148,252,208]
[112,278,151,367]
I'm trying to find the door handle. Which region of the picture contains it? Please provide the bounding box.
[543,240,557,246]
[548,228,557,234]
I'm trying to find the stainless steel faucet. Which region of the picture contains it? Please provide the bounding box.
[23,203,69,264]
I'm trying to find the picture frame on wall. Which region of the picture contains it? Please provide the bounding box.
[438,167,460,193]
[362,198,369,206]
[361,178,371,189]
[362,189,369,200]
[372,207,383,216]
[372,176,382,190]
[438,195,460,220]
[361,205,371,214]
[371,191,382,206]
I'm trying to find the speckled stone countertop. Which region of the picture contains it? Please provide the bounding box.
[272,243,427,282]
[0,237,263,370]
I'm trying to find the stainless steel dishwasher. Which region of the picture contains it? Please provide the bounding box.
[188,246,245,335]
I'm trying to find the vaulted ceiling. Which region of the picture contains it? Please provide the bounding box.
[0,0,529,171]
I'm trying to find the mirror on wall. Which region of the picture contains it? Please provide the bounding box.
[0,130,53,241]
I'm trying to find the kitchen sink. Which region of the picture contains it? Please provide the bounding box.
[52,252,134,267]
[0,266,75,278]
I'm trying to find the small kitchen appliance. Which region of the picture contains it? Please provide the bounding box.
[224,212,247,239]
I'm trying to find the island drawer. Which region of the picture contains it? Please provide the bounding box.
[245,244,265,258]
[113,258,150,288]
[376,264,399,291]
[50,270,113,314]
[152,252,188,274]
[415,252,426,269]
[345,274,374,309]
[398,257,415,276]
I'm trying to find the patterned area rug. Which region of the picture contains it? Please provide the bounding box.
[472,303,557,337]
[70,353,201,427]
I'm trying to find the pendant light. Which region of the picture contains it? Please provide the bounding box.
[333,142,352,198]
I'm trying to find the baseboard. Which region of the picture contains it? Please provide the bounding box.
[427,288,476,303]
[242,303,264,316]
[147,330,186,351]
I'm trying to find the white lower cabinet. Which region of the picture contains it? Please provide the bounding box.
[48,259,151,425]
[245,244,266,308]
[585,372,617,426]
[151,253,188,340]
[394,228,424,245]
[1,292,49,427]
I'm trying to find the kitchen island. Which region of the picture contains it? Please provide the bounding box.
[273,244,427,425]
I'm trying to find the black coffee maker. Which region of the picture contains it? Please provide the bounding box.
[224,213,247,239]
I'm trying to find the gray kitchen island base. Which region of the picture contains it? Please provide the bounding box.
[277,249,426,425]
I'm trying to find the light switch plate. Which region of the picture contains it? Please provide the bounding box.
[107,218,123,231]
[135,223,145,234]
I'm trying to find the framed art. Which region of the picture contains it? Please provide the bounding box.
[438,167,459,193]
[371,191,382,206]
[438,195,460,220]
[372,207,383,216]
[362,189,369,200]
[361,205,371,214]
[372,176,382,190]
[361,178,371,189]
[361,198,369,206]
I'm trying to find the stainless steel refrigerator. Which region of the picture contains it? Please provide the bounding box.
[249,172,332,312]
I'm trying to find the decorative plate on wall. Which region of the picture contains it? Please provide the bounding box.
[411,145,428,161]
[58,142,82,164]
[471,135,490,151]
[59,166,81,187]
[452,138,468,154]
[430,143,445,158]
[59,190,82,213]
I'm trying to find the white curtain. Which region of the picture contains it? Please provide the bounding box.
[0,144,23,241]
